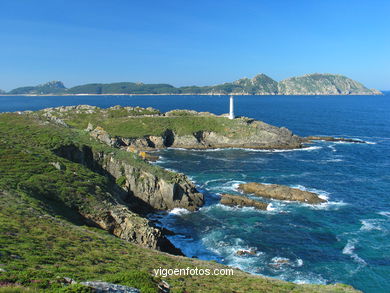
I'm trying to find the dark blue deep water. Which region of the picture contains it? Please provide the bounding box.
[1,94,389,292]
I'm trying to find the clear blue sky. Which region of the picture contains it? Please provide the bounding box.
[0,0,389,91]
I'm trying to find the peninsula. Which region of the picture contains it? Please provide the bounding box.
[0,106,359,292]
[2,73,381,96]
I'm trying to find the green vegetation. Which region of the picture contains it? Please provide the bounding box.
[0,110,358,292]
[3,73,381,95]
[67,82,181,95]
[8,81,66,95]
[37,106,261,140]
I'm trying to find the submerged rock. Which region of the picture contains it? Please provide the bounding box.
[220,194,267,210]
[238,183,325,204]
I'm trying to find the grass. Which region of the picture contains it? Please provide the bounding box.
[36,106,260,139]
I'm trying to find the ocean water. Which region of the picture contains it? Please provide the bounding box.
[1,93,389,292]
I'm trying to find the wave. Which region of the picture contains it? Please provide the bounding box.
[360,218,387,232]
[207,180,246,193]
[342,239,367,266]
[290,185,330,200]
[378,211,390,218]
[242,146,323,153]
[168,208,191,216]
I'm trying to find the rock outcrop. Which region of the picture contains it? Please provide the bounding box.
[80,281,140,293]
[220,194,268,210]
[87,119,303,151]
[86,203,182,254]
[52,144,202,254]
[305,136,365,143]
[238,183,326,204]
[54,144,204,212]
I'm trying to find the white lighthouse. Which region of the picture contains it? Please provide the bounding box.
[229,95,235,119]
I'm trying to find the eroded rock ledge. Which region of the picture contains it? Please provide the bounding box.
[220,193,268,210]
[305,136,366,143]
[238,182,326,204]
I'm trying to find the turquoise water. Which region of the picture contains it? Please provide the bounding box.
[1,93,389,292]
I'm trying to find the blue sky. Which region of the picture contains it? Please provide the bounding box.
[0,0,389,90]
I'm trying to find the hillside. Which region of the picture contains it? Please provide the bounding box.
[8,81,66,95]
[278,73,382,95]
[0,107,360,292]
[2,73,381,95]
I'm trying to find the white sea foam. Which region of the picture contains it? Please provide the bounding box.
[290,185,330,201]
[266,203,276,211]
[169,208,191,216]
[378,211,390,218]
[342,239,367,266]
[324,158,344,162]
[296,258,304,267]
[213,180,246,193]
[360,219,384,232]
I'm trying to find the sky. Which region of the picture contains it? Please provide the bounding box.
[0,0,389,91]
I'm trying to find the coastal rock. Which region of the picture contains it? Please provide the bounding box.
[305,136,365,143]
[120,120,303,150]
[236,248,257,256]
[238,182,326,204]
[80,281,140,293]
[87,204,181,254]
[53,144,204,212]
[220,194,268,210]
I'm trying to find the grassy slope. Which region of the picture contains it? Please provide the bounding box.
[38,107,263,139]
[0,112,358,292]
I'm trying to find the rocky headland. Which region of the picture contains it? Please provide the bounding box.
[38,105,304,151]
[238,182,326,204]
[0,107,361,292]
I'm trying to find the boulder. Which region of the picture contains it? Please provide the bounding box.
[236,248,257,256]
[220,194,267,210]
[80,281,140,293]
[238,183,325,204]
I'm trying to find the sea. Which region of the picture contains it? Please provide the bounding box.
[1,93,389,293]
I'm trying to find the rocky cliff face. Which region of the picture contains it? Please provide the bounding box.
[88,118,303,151]
[52,143,203,254]
[54,144,204,212]
[278,73,381,95]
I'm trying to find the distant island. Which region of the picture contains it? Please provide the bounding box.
[1,73,382,96]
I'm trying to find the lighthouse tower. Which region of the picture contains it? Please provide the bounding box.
[229,95,235,119]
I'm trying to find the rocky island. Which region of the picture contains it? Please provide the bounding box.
[0,106,358,292]
[238,183,326,204]
[2,73,381,95]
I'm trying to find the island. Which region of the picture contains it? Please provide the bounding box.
[2,73,382,96]
[0,106,359,292]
